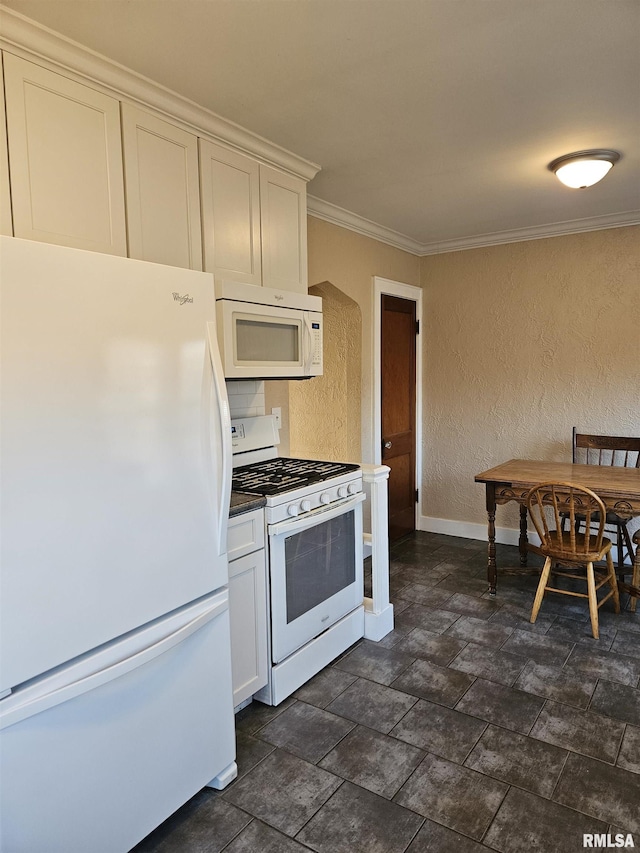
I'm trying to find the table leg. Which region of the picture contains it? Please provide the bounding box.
[519,503,529,566]
[486,482,497,596]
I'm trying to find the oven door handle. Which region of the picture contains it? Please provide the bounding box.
[269,492,365,538]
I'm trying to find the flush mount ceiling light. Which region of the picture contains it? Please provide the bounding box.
[548,149,621,189]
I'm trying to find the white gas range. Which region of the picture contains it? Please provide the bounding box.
[231,415,366,705]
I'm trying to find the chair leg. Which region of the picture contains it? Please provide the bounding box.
[631,538,640,614]
[620,522,634,574]
[586,562,599,640]
[530,556,552,624]
[605,549,620,615]
[616,523,626,580]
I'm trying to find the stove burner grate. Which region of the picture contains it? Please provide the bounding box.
[232,457,360,496]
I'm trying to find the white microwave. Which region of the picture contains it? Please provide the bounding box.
[215,281,323,380]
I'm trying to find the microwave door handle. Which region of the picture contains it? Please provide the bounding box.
[302,314,313,373]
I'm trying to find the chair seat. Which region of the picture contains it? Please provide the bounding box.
[544,532,612,563]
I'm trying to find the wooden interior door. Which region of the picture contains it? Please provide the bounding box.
[381,294,417,540]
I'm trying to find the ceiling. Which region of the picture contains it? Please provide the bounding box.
[2,0,639,253]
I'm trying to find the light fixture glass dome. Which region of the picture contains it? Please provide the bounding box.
[548,150,620,189]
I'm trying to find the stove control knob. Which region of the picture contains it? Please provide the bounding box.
[338,486,348,498]
[347,483,359,495]
[319,492,331,505]
[301,500,311,512]
[287,504,300,517]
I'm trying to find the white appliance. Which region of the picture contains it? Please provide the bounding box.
[231,416,365,705]
[216,280,323,379]
[0,237,236,853]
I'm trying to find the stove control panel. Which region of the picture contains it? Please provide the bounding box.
[267,475,363,526]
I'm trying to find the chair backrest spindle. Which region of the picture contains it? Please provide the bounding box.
[527,481,607,561]
[573,427,640,470]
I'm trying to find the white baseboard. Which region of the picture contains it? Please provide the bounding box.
[418,515,528,546]
[418,515,633,564]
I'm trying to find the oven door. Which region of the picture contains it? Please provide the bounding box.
[268,493,365,664]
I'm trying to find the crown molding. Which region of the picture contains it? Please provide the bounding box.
[307,196,425,255]
[0,5,320,182]
[417,210,640,255]
[308,195,640,256]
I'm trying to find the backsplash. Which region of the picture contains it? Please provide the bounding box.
[226,381,265,418]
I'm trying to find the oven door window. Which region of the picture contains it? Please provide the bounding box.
[284,513,355,623]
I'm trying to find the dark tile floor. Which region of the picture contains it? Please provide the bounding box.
[134,532,640,853]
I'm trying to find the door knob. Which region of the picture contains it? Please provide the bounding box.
[384,441,392,449]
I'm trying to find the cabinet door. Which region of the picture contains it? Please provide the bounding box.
[3,53,126,255]
[228,549,268,707]
[227,508,265,562]
[199,139,261,285]
[0,56,13,236]
[121,104,202,269]
[259,164,308,293]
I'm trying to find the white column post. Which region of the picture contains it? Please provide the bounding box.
[361,463,394,640]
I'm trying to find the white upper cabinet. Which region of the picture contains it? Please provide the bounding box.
[200,139,308,293]
[259,164,308,294]
[121,104,202,270]
[200,139,262,286]
[0,57,13,236]
[3,53,126,255]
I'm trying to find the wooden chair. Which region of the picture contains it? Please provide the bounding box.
[632,529,640,614]
[572,428,640,575]
[528,482,620,639]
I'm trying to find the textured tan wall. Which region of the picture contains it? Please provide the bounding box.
[420,226,640,531]
[289,282,362,462]
[266,215,420,462]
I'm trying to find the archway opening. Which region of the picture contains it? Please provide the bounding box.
[289,281,362,462]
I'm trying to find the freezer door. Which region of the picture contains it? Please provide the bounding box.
[0,237,230,692]
[0,591,236,853]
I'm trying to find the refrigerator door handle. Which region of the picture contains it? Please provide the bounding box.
[207,323,232,557]
[0,595,228,731]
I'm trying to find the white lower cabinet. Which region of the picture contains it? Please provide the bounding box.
[227,508,268,708]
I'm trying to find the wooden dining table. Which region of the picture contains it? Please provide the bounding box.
[475,459,640,597]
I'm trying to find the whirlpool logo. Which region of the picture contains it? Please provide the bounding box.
[172,292,194,305]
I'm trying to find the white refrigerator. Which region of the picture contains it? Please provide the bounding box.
[0,237,236,852]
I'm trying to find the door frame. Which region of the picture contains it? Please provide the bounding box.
[372,277,423,528]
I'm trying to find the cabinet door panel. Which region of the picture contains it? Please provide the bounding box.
[122,104,202,269]
[199,140,261,285]
[4,53,126,255]
[0,56,13,235]
[229,549,268,707]
[228,508,265,561]
[259,165,307,293]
